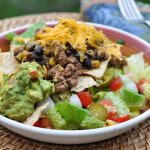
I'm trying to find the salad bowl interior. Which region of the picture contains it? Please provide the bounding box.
[0,22,150,144]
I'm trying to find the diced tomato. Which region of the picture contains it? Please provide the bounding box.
[108,112,118,119]
[100,100,113,107]
[100,100,117,119]
[111,114,130,123]
[108,77,122,91]
[100,100,130,123]
[33,119,40,127]
[40,118,53,129]
[77,91,92,107]
[137,78,150,92]
[30,71,38,81]
[137,85,144,93]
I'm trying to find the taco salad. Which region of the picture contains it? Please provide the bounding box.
[0,18,149,130]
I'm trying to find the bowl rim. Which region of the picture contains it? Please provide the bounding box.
[0,21,150,137]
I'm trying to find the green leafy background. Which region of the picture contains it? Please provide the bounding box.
[0,0,149,19]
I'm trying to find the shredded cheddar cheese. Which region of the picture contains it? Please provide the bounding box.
[13,37,30,43]
[14,18,122,61]
[0,71,4,89]
[43,65,47,80]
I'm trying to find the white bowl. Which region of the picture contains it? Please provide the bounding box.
[0,22,150,144]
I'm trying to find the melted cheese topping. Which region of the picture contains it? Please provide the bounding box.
[14,18,122,61]
[0,71,4,89]
[13,37,30,43]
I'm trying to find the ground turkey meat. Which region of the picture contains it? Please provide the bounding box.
[14,47,24,56]
[109,55,128,68]
[97,50,109,60]
[55,46,67,67]
[48,57,83,92]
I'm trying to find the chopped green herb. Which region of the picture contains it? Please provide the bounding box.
[0,113,6,117]
[106,39,113,44]
[103,86,111,91]
[116,39,125,45]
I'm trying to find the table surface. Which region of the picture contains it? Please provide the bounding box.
[0,12,150,150]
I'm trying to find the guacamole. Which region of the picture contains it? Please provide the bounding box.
[0,62,55,122]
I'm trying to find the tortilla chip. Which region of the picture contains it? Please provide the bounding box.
[71,76,97,92]
[10,45,21,52]
[23,102,49,126]
[0,52,20,75]
[83,58,110,78]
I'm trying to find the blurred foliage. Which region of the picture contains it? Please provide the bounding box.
[0,0,149,19]
[136,0,150,3]
[0,0,80,19]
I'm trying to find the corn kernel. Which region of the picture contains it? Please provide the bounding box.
[10,75,15,80]
[106,119,117,126]
[49,57,56,67]
[86,50,93,56]
[91,60,100,69]
[54,47,59,56]
[43,65,47,79]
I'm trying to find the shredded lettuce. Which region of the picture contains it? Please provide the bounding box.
[123,52,144,81]
[46,102,106,130]
[129,108,140,119]
[111,67,124,75]
[102,91,130,116]
[64,123,78,130]
[80,116,106,129]
[6,22,46,46]
[55,101,90,124]
[120,74,138,93]
[5,32,16,41]
[46,108,67,129]
[139,67,150,82]
[142,84,150,100]
[89,86,107,102]
[120,87,146,108]
[123,52,150,84]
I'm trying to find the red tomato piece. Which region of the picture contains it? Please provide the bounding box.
[77,91,92,107]
[100,100,117,119]
[137,78,150,92]
[108,112,117,119]
[100,100,113,107]
[111,114,130,123]
[33,119,40,127]
[109,77,122,91]
[30,71,38,81]
[137,85,144,93]
[40,118,53,129]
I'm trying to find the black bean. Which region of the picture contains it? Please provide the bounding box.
[38,59,47,66]
[138,91,143,95]
[25,41,36,52]
[65,49,72,56]
[74,53,80,61]
[83,55,92,69]
[68,45,76,52]
[34,46,43,55]
[95,53,103,61]
[33,53,42,61]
